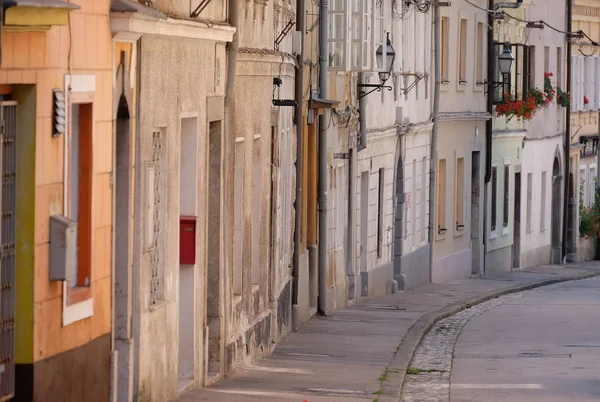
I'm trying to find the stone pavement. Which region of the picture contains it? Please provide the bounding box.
[175,262,600,402]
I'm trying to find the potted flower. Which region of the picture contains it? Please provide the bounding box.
[556,87,570,107]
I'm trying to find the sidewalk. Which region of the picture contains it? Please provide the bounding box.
[175,262,600,402]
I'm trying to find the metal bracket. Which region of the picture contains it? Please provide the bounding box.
[191,0,213,17]
[399,73,424,95]
[275,19,296,50]
[334,152,350,160]
[483,80,504,95]
[357,83,393,100]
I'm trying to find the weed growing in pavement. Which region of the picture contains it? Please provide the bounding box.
[406,367,447,375]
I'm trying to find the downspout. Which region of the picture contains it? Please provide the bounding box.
[292,0,305,328]
[428,2,441,279]
[484,0,495,276]
[318,0,329,314]
[563,0,572,262]
[224,0,238,352]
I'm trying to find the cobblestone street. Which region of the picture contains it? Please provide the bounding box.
[401,276,600,402]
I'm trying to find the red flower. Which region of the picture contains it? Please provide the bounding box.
[584,95,589,105]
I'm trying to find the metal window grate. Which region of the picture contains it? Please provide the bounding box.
[150,130,164,305]
[0,104,17,398]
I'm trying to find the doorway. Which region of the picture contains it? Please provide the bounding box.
[113,89,133,401]
[178,117,198,389]
[513,170,521,269]
[393,156,404,285]
[567,171,576,261]
[206,121,222,383]
[551,157,562,263]
[470,151,481,275]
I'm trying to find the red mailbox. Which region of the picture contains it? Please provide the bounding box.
[180,216,197,265]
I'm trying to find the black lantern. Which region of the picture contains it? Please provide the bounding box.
[376,33,396,82]
[358,33,395,99]
[498,43,514,75]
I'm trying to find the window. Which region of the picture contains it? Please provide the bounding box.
[328,0,346,69]
[596,58,600,111]
[572,56,584,111]
[377,168,384,257]
[491,166,498,232]
[456,157,465,228]
[421,157,427,241]
[148,129,166,306]
[544,46,550,74]
[437,159,447,232]
[503,164,510,228]
[69,103,93,297]
[232,138,245,295]
[590,167,597,206]
[526,173,532,233]
[476,22,484,84]
[251,136,261,285]
[441,17,449,82]
[557,47,563,88]
[328,0,385,71]
[541,171,547,231]
[459,19,467,83]
[584,57,594,110]
[493,43,531,104]
[412,161,417,243]
[580,168,587,207]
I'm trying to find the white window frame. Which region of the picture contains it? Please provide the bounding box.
[329,0,385,72]
[580,167,587,207]
[590,165,597,207]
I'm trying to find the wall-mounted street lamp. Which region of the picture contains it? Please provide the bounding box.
[484,43,514,95]
[358,33,396,100]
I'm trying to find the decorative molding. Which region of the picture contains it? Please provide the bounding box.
[573,5,600,17]
[438,111,491,121]
[111,13,235,43]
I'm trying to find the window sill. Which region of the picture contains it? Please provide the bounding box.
[490,230,498,240]
[502,226,509,236]
[436,228,447,241]
[149,299,169,312]
[63,282,93,327]
[455,224,465,237]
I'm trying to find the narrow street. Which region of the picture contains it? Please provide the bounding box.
[403,276,600,402]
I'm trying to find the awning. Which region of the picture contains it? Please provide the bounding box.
[3,0,80,31]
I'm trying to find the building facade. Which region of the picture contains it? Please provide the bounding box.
[9,1,114,401]
[518,0,567,269]
[110,0,234,400]
[433,0,488,282]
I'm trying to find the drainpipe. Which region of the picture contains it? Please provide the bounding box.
[563,0,572,262]
[223,0,239,354]
[428,2,441,280]
[292,0,305,328]
[484,0,495,276]
[318,0,329,314]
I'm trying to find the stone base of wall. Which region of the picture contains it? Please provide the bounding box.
[519,244,551,269]
[226,279,293,376]
[485,245,512,275]
[432,247,471,283]
[15,334,111,402]
[577,236,597,262]
[397,243,431,290]
[360,262,394,298]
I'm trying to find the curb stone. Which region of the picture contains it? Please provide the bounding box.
[375,270,600,402]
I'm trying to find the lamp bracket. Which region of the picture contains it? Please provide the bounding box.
[483,80,504,95]
[190,0,212,18]
[400,73,424,95]
[357,83,393,100]
[275,19,296,50]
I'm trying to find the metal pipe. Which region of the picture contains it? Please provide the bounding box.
[292,0,305,327]
[318,0,329,314]
[483,0,495,276]
[428,2,441,279]
[563,0,572,262]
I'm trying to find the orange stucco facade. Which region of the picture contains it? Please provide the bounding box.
[9,1,113,400]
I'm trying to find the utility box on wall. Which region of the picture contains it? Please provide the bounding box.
[49,215,77,281]
[180,216,197,265]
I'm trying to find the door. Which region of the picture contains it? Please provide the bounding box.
[513,171,521,269]
[0,103,17,398]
